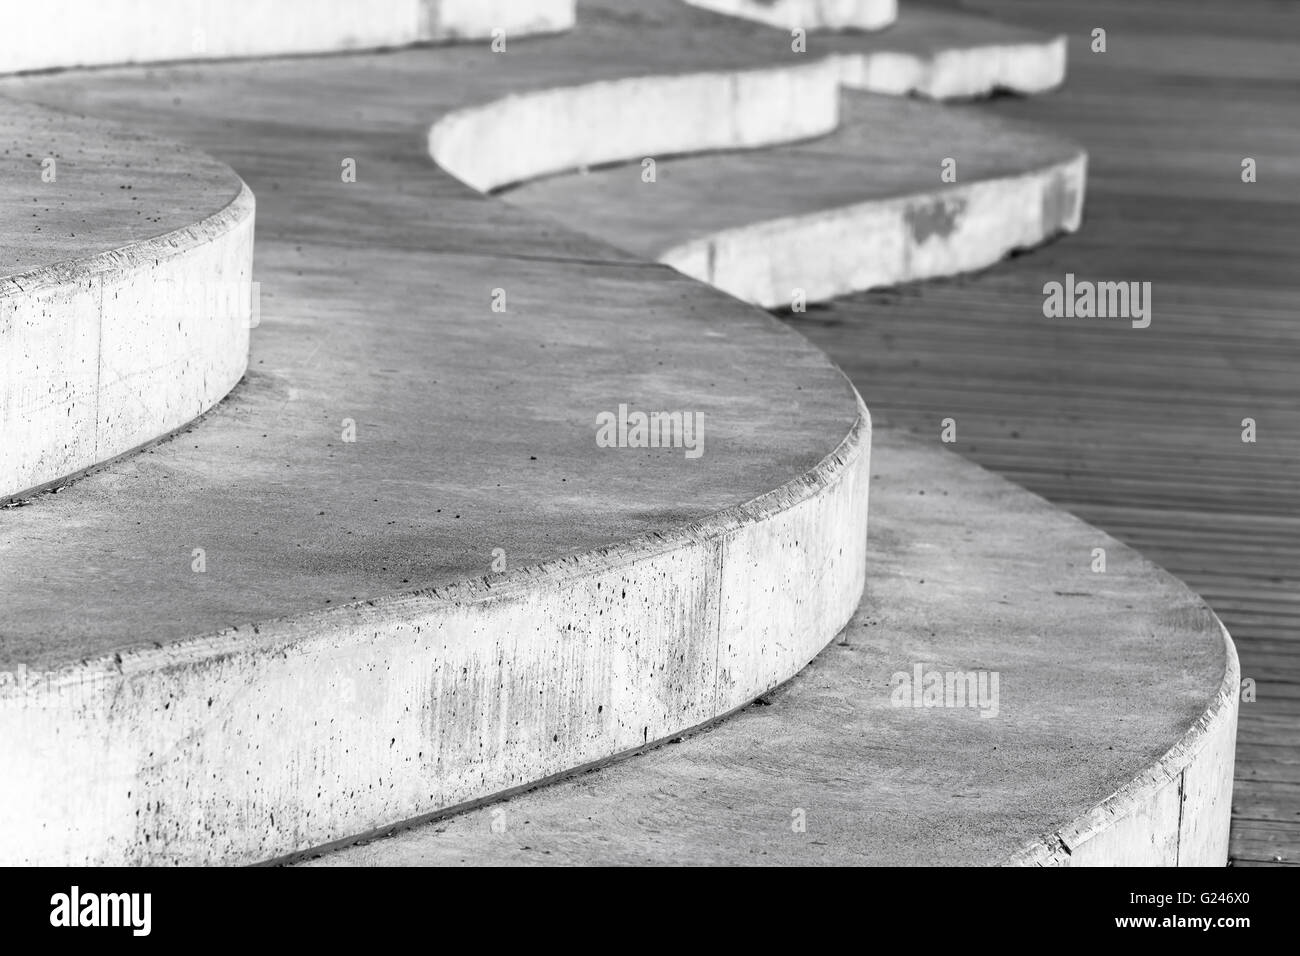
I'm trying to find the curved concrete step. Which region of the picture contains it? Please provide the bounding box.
[682,0,898,31]
[0,1,880,866]
[0,0,576,75]
[828,2,1067,98]
[502,91,1086,308]
[0,97,254,501]
[304,427,1237,867]
[687,0,1066,98]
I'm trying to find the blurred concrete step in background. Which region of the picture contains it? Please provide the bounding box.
[503,92,1085,308]
[0,0,576,73]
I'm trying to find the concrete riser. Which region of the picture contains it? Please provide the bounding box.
[0,186,255,501]
[840,36,1068,98]
[430,61,842,193]
[663,156,1087,309]
[0,0,1236,868]
[1011,625,1239,866]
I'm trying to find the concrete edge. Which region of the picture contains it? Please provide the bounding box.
[839,33,1069,99]
[0,177,253,297]
[425,0,576,42]
[658,150,1088,308]
[0,24,875,866]
[1004,616,1240,866]
[0,0,577,76]
[429,60,843,192]
[0,389,871,864]
[1,180,256,501]
[681,0,898,31]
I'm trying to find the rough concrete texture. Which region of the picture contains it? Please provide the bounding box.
[683,0,897,31]
[504,92,1086,307]
[431,60,842,193]
[0,0,576,75]
[0,97,254,499]
[0,0,882,864]
[303,427,1236,867]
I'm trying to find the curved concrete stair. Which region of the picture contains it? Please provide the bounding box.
[0,0,1235,867]
[502,92,1085,308]
[0,0,881,867]
[304,427,1237,866]
[0,98,254,500]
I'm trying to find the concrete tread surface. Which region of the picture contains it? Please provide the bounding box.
[0,98,242,279]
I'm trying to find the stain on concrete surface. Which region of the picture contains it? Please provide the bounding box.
[905,196,967,243]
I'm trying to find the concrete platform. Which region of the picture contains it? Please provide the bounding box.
[502,92,1085,307]
[0,99,254,500]
[303,427,1237,866]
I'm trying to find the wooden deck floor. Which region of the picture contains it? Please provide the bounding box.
[784,0,1300,865]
